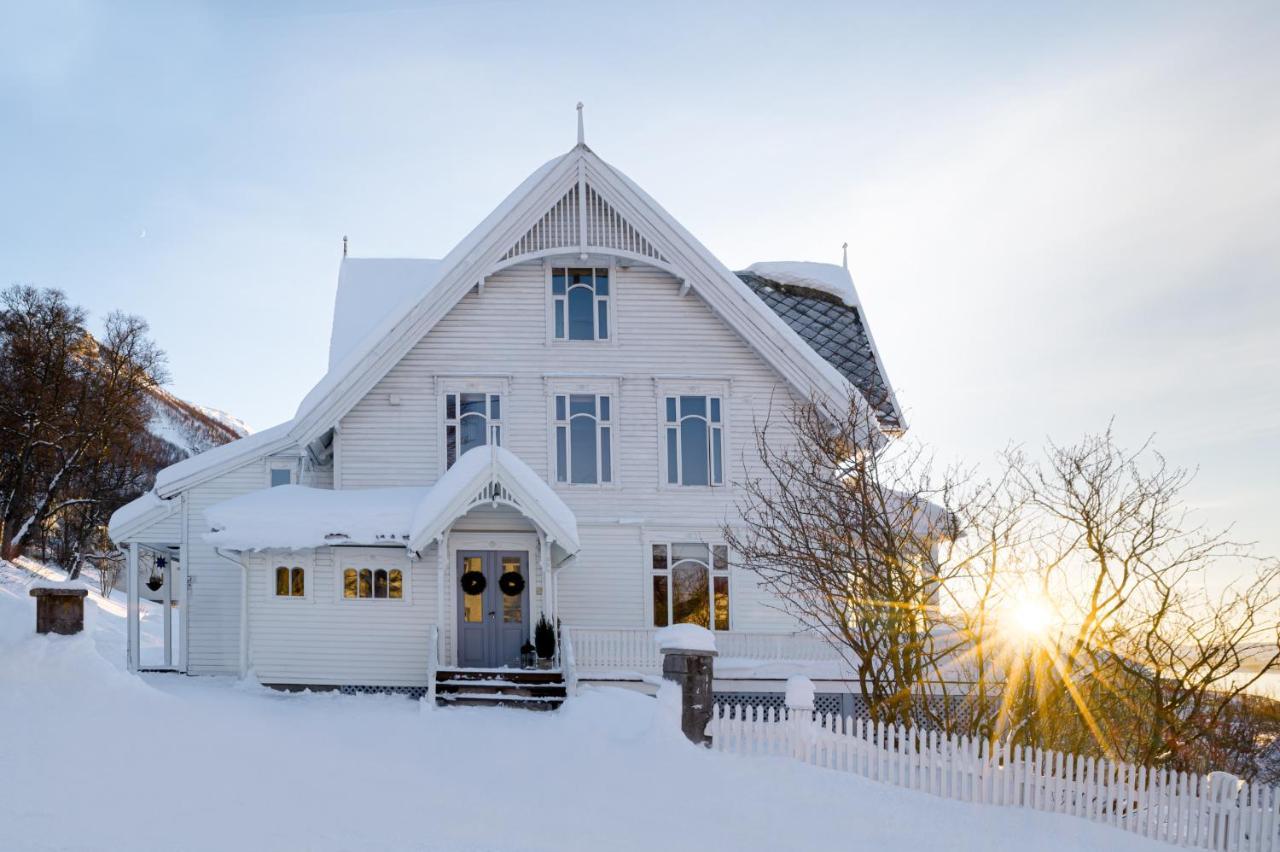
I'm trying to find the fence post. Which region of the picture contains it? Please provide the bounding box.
[655,625,717,746]
[785,675,816,762]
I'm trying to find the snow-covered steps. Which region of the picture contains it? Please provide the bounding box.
[433,668,567,711]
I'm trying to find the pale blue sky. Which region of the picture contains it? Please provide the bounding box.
[3,1,1278,567]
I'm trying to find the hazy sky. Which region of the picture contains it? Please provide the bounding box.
[3,1,1278,571]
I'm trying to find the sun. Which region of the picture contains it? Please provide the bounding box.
[1003,593,1057,644]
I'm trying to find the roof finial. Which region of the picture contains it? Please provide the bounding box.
[842,241,848,270]
[343,235,349,258]
[576,102,584,146]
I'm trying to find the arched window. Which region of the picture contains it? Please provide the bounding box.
[275,565,305,597]
[664,395,723,486]
[551,267,609,341]
[651,542,729,630]
[444,392,501,468]
[342,566,406,601]
[553,393,612,485]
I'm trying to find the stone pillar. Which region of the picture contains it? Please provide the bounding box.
[660,647,717,746]
[29,587,88,635]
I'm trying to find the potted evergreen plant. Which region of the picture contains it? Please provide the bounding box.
[534,614,556,668]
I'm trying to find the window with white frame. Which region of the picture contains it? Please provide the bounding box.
[551,267,609,341]
[342,566,404,600]
[553,393,613,485]
[663,395,724,486]
[651,542,729,630]
[274,565,305,597]
[268,462,296,487]
[444,391,501,468]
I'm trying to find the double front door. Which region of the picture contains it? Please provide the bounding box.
[456,551,530,668]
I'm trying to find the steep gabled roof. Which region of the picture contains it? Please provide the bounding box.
[737,269,903,431]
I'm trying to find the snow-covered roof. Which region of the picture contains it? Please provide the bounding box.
[205,485,429,550]
[737,266,903,431]
[107,491,174,543]
[328,258,444,370]
[744,261,860,307]
[203,446,579,555]
[153,420,296,498]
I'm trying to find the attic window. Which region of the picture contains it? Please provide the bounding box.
[551,268,609,341]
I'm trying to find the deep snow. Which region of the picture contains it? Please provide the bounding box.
[0,560,1164,852]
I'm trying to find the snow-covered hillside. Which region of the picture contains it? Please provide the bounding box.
[146,386,250,459]
[0,560,1165,852]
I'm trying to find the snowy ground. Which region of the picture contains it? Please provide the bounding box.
[0,560,1166,852]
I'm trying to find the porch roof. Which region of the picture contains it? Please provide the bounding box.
[202,446,579,556]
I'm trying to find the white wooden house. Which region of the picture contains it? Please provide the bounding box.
[109,112,904,711]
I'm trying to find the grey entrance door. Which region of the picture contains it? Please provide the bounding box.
[456,551,530,668]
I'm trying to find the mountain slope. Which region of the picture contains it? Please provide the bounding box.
[146,386,250,459]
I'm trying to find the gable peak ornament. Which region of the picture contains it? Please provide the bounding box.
[576,102,585,146]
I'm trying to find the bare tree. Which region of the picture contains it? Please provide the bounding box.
[725,397,969,728]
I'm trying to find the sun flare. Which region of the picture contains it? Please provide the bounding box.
[1003,594,1057,643]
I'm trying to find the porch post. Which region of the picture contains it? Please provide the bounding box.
[540,536,552,621]
[162,551,173,668]
[126,542,139,673]
[435,532,448,665]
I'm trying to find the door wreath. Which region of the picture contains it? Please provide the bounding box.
[460,570,486,596]
[498,571,525,597]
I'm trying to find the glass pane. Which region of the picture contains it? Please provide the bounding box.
[359,569,372,599]
[374,569,388,599]
[672,562,710,627]
[594,269,609,294]
[680,417,709,486]
[673,543,709,563]
[445,425,456,468]
[652,574,669,627]
[270,468,291,487]
[343,569,357,599]
[555,395,566,420]
[665,397,677,422]
[554,301,564,339]
[388,570,403,599]
[551,272,566,295]
[445,393,456,421]
[599,396,610,421]
[489,395,500,421]
[555,426,567,482]
[597,300,608,339]
[714,576,729,631]
[570,268,591,285]
[666,428,679,483]
[651,544,668,572]
[459,393,486,416]
[713,545,728,571]
[502,558,522,623]
[569,394,594,417]
[680,395,706,418]
[710,397,720,423]
[600,426,611,482]
[276,567,288,596]
[568,286,594,340]
[291,567,305,597]
[460,413,486,455]
[462,557,484,622]
[712,428,723,485]
[570,415,597,484]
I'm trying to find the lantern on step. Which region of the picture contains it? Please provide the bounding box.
[520,642,537,670]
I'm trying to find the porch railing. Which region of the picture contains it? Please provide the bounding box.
[561,626,844,675]
[426,625,440,705]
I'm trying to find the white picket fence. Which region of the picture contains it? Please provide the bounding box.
[708,704,1280,851]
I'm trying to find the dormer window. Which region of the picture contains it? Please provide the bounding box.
[551,267,609,341]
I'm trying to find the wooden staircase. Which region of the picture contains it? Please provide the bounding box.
[434,669,567,710]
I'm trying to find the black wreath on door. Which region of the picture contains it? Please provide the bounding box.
[460,570,486,596]
[498,571,525,597]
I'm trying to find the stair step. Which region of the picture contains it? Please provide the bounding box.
[439,692,565,704]
[437,670,563,684]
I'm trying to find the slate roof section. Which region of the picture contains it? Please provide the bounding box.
[737,272,902,431]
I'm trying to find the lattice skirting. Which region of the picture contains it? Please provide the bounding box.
[338,685,429,700]
[714,692,973,730]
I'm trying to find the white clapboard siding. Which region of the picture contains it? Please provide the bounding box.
[708,706,1280,852]
[337,260,807,633]
[184,460,266,674]
[247,546,437,687]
